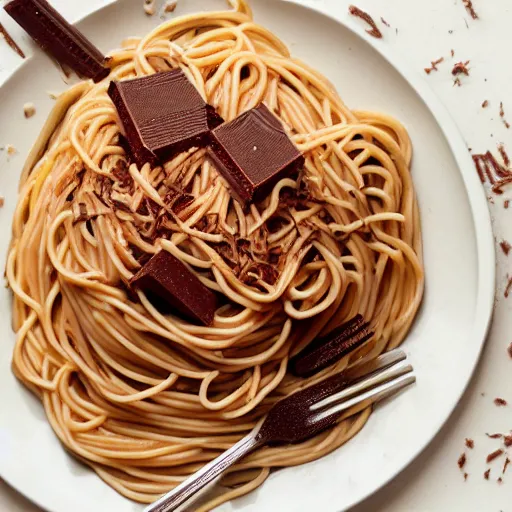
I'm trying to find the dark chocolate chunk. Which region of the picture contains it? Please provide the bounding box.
[131,250,218,326]
[108,70,223,168]
[208,104,304,204]
[290,314,373,377]
[4,0,109,82]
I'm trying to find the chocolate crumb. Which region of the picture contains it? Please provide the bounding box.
[23,103,36,119]
[465,438,475,449]
[451,49,455,57]
[458,453,467,469]
[348,5,383,38]
[464,472,468,481]
[504,435,512,447]
[453,77,462,87]
[452,60,470,76]
[144,0,156,15]
[380,17,390,27]
[494,398,507,406]
[484,469,491,480]
[486,433,503,439]
[487,449,504,463]
[425,57,444,75]
[0,22,25,59]
[504,276,512,298]
[482,100,489,108]
[462,0,479,19]
[504,200,510,209]
[503,458,511,474]
[500,102,510,129]
[498,477,503,484]
[500,240,511,256]
[164,0,178,12]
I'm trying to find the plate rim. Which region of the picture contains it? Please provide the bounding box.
[0,0,496,511]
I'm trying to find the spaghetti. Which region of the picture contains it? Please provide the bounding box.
[7,1,424,509]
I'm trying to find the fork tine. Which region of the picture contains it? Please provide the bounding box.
[311,356,412,412]
[310,373,416,424]
[343,349,407,382]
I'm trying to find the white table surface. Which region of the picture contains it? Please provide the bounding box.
[1,0,511,510]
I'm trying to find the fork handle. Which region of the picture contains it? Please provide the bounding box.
[144,431,262,512]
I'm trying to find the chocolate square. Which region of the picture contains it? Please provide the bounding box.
[131,250,218,326]
[108,70,223,168]
[208,104,304,204]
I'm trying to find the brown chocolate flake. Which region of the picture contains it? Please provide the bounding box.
[458,453,467,469]
[504,200,510,209]
[500,240,511,256]
[498,143,511,167]
[0,22,25,58]
[486,433,503,439]
[465,438,475,449]
[164,0,177,12]
[504,276,512,298]
[482,100,489,108]
[484,469,491,480]
[500,102,510,129]
[487,449,504,463]
[451,49,455,57]
[453,77,462,87]
[464,472,468,481]
[23,102,36,119]
[425,57,444,75]
[462,0,479,19]
[497,477,503,484]
[503,457,511,474]
[494,398,508,406]
[472,149,512,192]
[452,60,470,76]
[504,435,512,447]
[143,0,156,15]
[348,5,382,38]
[380,17,390,27]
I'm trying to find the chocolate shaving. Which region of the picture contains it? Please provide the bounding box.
[504,276,512,298]
[498,144,511,167]
[465,438,474,449]
[486,433,503,439]
[348,5,382,38]
[0,22,25,58]
[472,149,512,190]
[500,240,511,256]
[484,469,491,480]
[498,477,503,484]
[462,0,479,19]
[458,453,467,469]
[482,100,489,108]
[503,458,511,474]
[494,398,508,406]
[451,49,455,57]
[424,57,444,75]
[500,102,510,129]
[452,60,470,76]
[111,161,133,189]
[464,472,468,481]
[504,435,512,447]
[487,449,504,463]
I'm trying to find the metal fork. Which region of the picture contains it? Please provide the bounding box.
[145,349,415,512]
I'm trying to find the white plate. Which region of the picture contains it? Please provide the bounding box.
[0,0,495,511]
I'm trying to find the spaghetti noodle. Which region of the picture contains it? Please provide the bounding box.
[7,1,424,509]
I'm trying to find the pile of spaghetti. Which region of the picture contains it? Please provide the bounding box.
[7,1,424,509]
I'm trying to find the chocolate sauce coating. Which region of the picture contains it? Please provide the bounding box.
[108,70,223,168]
[4,0,109,82]
[290,314,373,377]
[208,104,304,204]
[130,250,218,326]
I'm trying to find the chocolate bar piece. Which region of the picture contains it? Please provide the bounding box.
[131,250,218,326]
[4,0,109,82]
[208,104,304,204]
[108,70,223,168]
[290,315,373,377]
